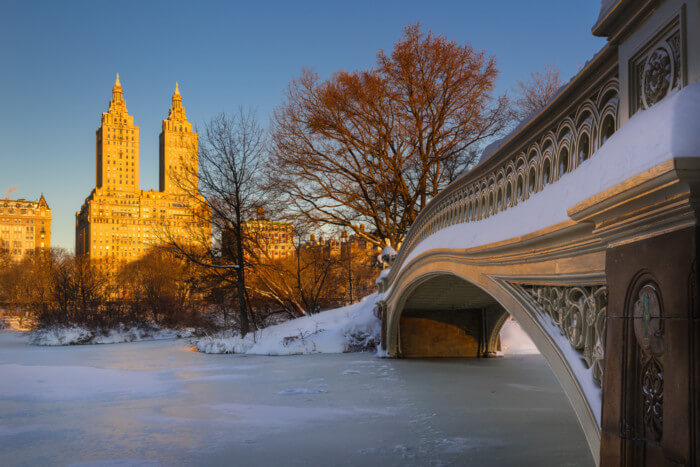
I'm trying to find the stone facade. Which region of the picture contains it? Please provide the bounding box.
[75,76,210,272]
[304,226,376,261]
[0,195,51,260]
[242,219,295,261]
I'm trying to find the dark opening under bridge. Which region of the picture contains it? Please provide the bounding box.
[376,1,700,465]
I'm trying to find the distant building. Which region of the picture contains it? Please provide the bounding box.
[0,195,51,260]
[75,75,210,272]
[305,225,376,260]
[304,225,379,303]
[220,208,295,262]
[242,208,294,261]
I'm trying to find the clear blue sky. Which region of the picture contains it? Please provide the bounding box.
[0,0,605,251]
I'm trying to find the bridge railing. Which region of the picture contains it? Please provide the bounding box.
[379,46,620,291]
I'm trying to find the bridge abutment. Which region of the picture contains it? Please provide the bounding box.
[601,227,699,466]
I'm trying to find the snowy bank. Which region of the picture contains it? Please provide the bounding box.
[30,324,194,346]
[196,294,539,356]
[196,294,380,355]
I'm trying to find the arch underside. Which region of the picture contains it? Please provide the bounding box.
[381,251,606,462]
[398,275,508,358]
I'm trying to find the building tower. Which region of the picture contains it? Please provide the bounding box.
[159,82,198,194]
[96,73,140,192]
[76,76,210,272]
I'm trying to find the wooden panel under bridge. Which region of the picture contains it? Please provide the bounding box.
[400,308,504,358]
[397,275,507,358]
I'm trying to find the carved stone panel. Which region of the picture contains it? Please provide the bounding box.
[630,19,682,115]
[641,354,663,442]
[632,282,665,443]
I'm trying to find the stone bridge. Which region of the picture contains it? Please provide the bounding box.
[376,1,700,465]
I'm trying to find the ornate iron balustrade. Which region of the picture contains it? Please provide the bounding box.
[379,49,620,289]
[517,284,608,386]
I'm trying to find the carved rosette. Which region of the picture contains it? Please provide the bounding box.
[641,46,674,109]
[633,26,682,113]
[633,283,664,442]
[519,284,607,386]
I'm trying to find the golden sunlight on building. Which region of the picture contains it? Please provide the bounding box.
[242,219,295,261]
[75,75,210,272]
[0,195,51,261]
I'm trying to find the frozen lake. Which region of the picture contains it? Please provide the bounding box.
[0,332,593,466]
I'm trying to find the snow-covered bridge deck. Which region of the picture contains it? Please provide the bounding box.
[376,2,700,465]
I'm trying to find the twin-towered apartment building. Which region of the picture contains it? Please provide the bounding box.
[4,75,373,270]
[2,75,208,267]
[75,75,210,271]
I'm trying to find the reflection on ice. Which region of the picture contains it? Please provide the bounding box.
[0,424,50,437]
[68,460,160,467]
[208,403,395,426]
[277,387,328,395]
[0,363,173,401]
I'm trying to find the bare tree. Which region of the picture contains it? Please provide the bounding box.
[50,250,76,318]
[269,23,513,248]
[245,222,339,317]
[164,108,266,337]
[74,255,107,315]
[121,250,194,325]
[514,63,563,120]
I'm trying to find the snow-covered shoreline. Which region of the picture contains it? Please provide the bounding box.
[14,294,538,354]
[29,324,194,346]
[195,294,539,357]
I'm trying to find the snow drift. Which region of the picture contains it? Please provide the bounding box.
[196,294,381,355]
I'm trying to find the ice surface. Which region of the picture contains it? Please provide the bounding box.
[0,363,173,401]
[277,387,328,395]
[0,333,592,466]
[68,460,160,467]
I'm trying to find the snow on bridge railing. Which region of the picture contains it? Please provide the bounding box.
[381,47,620,288]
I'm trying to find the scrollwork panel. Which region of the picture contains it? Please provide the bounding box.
[517,284,607,387]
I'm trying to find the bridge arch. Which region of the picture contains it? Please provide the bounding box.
[382,259,602,461]
[390,272,508,358]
